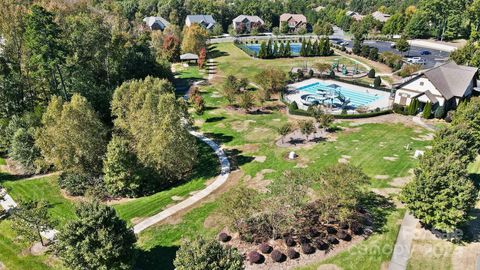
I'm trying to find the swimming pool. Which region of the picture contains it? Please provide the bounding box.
[297,82,380,108]
[245,43,302,55]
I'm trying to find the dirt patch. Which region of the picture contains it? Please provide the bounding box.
[411,133,434,141]
[452,243,480,270]
[171,195,184,201]
[0,261,5,270]
[231,121,250,132]
[61,189,90,204]
[383,157,398,162]
[244,169,275,193]
[338,155,351,164]
[253,156,267,163]
[30,242,48,256]
[215,123,226,128]
[374,175,390,180]
[232,144,260,154]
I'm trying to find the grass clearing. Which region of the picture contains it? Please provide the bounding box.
[211,43,367,81]
[2,176,76,226]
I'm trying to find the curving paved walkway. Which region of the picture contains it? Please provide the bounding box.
[133,130,230,234]
[1,131,231,236]
[389,212,418,270]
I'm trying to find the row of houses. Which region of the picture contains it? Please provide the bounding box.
[345,10,391,22]
[143,13,308,33]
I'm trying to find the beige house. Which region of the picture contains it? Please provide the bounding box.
[394,62,479,110]
[346,11,364,21]
[372,11,391,22]
[280,13,307,32]
[232,15,265,33]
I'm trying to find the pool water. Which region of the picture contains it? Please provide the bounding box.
[245,43,302,55]
[298,82,380,107]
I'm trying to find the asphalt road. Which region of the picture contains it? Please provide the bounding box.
[343,40,450,69]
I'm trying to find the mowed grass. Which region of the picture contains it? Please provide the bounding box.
[0,220,65,270]
[407,240,455,270]
[135,202,219,270]
[114,139,220,225]
[2,176,76,226]
[0,157,6,165]
[296,209,405,270]
[0,175,70,270]
[211,43,366,81]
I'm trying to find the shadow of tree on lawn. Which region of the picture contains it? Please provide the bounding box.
[135,245,179,270]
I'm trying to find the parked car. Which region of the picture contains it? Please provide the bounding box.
[406,57,426,65]
[340,41,349,46]
[420,50,432,55]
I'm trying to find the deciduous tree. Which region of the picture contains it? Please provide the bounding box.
[36,94,107,175]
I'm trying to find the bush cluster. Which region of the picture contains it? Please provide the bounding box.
[248,251,264,264]
[270,250,285,262]
[259,243,272,254]
[218,232,231,242]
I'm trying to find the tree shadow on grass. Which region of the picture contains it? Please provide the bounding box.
[203,132,234,144]
[135,245,179,270]
[359,192,396,233]
[205,116,226,123]
[0,172,30,185]
[208,47,229,59]
[224,148,255,170]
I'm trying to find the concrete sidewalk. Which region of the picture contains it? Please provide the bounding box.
[389,212,418,270]
[133,130,231,234]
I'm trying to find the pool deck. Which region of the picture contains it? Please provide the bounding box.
[285,78,392,112]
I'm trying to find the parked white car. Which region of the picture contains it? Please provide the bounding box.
[406,57,426,65]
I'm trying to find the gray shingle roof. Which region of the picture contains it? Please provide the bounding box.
[186,15,216,29]
[423,61,478,99]
[143,16,170,30]
[232,15,264,24]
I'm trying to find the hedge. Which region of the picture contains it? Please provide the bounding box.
[288,107,393,119]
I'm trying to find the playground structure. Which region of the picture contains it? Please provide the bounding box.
[291,60,367,81]
[331,59,362,77]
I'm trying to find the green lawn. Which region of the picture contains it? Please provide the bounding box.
[0,220,65,270]
[0,157,6,166]
[2,176,76,226]
[211,43,368,81]
[0,176,70,270]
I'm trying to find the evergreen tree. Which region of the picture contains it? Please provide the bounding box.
[422,102,432,119]
[306,40,312,56]
[312,40,319,56]
[285,41,292,57]
[54,201,137,270]
[267,40,273,58]
[273,41,278,58]
[324,37,332,56]
[300,40,306,57]
[279,42,285,57]
[318,38,325,56]
[258,41,267,58]
[174,236,243,270]
[401,126,478,233]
